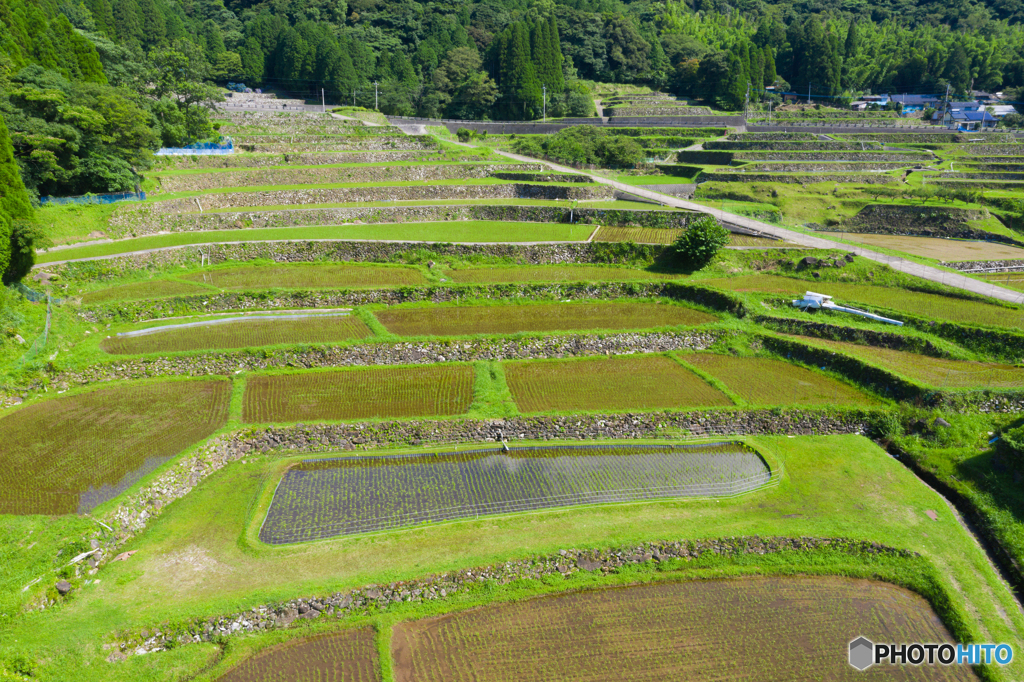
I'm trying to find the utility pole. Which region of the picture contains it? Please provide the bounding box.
[942,83,951,128]
[744,81,750,120]
[321,88,325,113]
[353,89,357,107]
[542,85,547,122]
[374,81,379,110]
[807,82,812,105]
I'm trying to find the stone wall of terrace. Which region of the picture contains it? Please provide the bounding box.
[705,140,883,151]
[154,164,542,193]
[741,162,915,172]
[964,145,1024,155]
[135,183,615,216]
[727,133,818,141]
[700,172,896,185]
[967,164,1024,171]
[107,536,903,656]
[153,151,435,170]
[218,110,334,123]
[840,133,966,144]
[937,172,1024,180]
[733,152,929,162]
[219,122,363,135]
[231,130,402,143]
[605,106,713,116]
[80,281,739,323]
[243,139,438,153]
[13,329,724,396]
[104,203,688,238]
[941,259,1024,271]
[963,157,1024,163]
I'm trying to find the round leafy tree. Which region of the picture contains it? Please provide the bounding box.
[671,214,730,269]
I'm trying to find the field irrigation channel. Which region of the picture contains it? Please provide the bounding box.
[111,309,355,338]
[255,441,783,545]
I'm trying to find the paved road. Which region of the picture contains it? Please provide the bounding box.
[486,147,1024,305]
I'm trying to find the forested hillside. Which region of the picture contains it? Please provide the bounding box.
[2,0,1024,205]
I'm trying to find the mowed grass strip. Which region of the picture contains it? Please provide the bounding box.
[0,380,230,515]
[101,315,372,355]
[374,302,716,337]
[242,365,475,423]
[684,354,879,407]
[504,355,732,414]
[787,335,1024,389]
[391,577,972,682]
[218,629,379,682]
[701,274,1023,329]
[447,265,685,284]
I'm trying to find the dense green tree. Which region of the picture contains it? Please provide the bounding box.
[943,43,971,95]
[671,214,730,270]
[494,22,541,120]
[0,113,34,282]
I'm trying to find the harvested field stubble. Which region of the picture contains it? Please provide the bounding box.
[504,355,732,413]
[0,380,230,514]
[101,315,372,355]
[684,354,879,407]
[374,301,717,337]
[391,577,973,682]
[243,365,475,423]
[259,443,770,543]
[218,628,379,682]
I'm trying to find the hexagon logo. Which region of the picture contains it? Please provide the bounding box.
[849,637,874,671]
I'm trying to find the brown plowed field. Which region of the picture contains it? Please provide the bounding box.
[503,355,732,413]
[392,576,976,682]
[242,365,475,423]
[375,301,716,337]
[218,628,379,682]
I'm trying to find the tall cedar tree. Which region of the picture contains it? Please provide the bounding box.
[496,22,541,119]
[531,16,563,94]
[0,114,34,282]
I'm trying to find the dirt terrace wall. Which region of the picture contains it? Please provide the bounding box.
[18,329,723,396]
[80,281,741,324]
[104,204,689,239]
[243,139,438,153]
[153,164,542,193]
[108,535,902,655]
[843,205,989,234]
[152,151,436,170]
[705,140,883,151]
[699,172,896,185]
[128,183,615,216]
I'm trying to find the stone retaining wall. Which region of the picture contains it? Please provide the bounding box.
[154,164,541,193]
[219,122,364,135]
[121,183,614,218]
[217,110,334,123]
[93,204,692,240]
[11,329,722,396]
[727,133,817,141]
[733,152,929,162]
[741,162,916,172]
[964,145,1024,155]
[231,131,403,143]
[705,140,883,151]
[937,172,1024,180]
[153,151,436,170]
[80,281,739,324]
[244,139,437,153]
[605,106,713,116]
[700,172,896,185]
[840,133,965,144]
[106,535,905,656]
[940,259,1024,272]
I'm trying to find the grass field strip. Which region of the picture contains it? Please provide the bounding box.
[258,443,773,543]
[114,311,354,338]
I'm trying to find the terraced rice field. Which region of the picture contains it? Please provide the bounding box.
[446,266,684,284]
[82,279,210,304]
[594,226,681,244]
[503,355,731,413]
[391,577,974,682]
[218,629,379,682]
[788,335,1024,389]
[837,234,1024,261]
[83,264,427,304]
[684,354,879,407]
[102,314,372,355]
[178,263,427,290]
[979,272,1024,291]
[243,365,475,423]
[374,302,716,337]
[702,274,1024,329]
[259,443,770,543]
[0,380,230,514]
